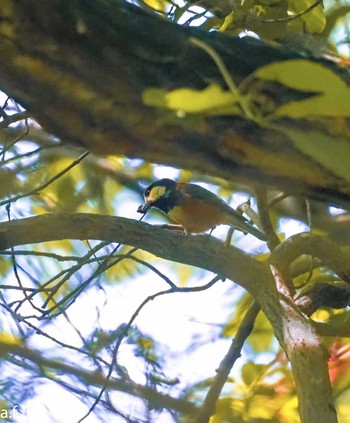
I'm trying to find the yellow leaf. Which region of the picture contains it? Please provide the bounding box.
[337,390,350,423]
[279,397,300,423]
[248,312,274,352]
[0,257,11,276]
[143,0,168,12]
[105,248,152,283]
[137,336,155,351]
[0,332,21,345]
[249,393,297,421]
[0,332,21,356]
[177,265,196,287]
[254,60,350,118]
[210,397,245,422]
[31,204,49,215]
[143,84,240,114]
[0,170,21,198]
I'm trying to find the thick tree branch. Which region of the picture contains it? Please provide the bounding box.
[1,0,350,206]
[0,213,265,295]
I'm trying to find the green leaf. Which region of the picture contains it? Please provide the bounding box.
[283,128,350,181]
[210,397,244,423]
[242,362,266,386]
[223,293,274,352]
[289,0,326,33]
[248,311,275,352]
[222,293,255,337]
[254,60,350,118]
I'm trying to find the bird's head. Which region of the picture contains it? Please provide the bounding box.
[137,178,177,214]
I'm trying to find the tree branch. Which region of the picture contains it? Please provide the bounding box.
[295,282,350,315]
[1,339,197,414]
[195,301,260,422]
[270,232,350,284]
[0,213,265,295]
[0,213,338,422]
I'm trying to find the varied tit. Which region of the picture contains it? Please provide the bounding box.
[137,178,266,241]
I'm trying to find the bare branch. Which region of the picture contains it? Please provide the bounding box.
[1,339,198,415]
[0,111,30,129]
[0,151,90,207]
[195,301,260,422]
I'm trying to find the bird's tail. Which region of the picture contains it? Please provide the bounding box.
[241,222,267,241]
[229,217,267,241]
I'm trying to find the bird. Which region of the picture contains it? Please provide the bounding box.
[137,178,266,241]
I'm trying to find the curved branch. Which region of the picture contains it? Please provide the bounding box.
[270,232,350,284]
[0,213,338,423]
[0,213,266,295]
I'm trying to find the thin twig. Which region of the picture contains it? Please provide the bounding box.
[3,339,197,415]
[10,241,110,313]
[0,111,31,129]
[189,37,255,121]
[40,247,139,315]
[0,146,45,166]
[0,150,90,207]
[255,188,280,250]
[0,285,45,292]
[6,204,42,314]
[21,317,111,368]
[1,114,30,159]
[0,249,81,262]
[78,275,222,422]
[252,0,323,23]
[255,189,296,297]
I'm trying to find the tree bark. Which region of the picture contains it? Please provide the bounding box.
[0,0,350,207]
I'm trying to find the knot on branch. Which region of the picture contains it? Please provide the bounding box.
[295,282,350,316]
[269,232,350,315]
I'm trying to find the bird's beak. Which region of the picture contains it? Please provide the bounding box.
[137,201,152,214]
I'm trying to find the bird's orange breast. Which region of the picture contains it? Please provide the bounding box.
[167,197,225,233]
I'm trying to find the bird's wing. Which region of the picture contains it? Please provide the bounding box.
[180,183,248,221]
[180,183,266,240]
